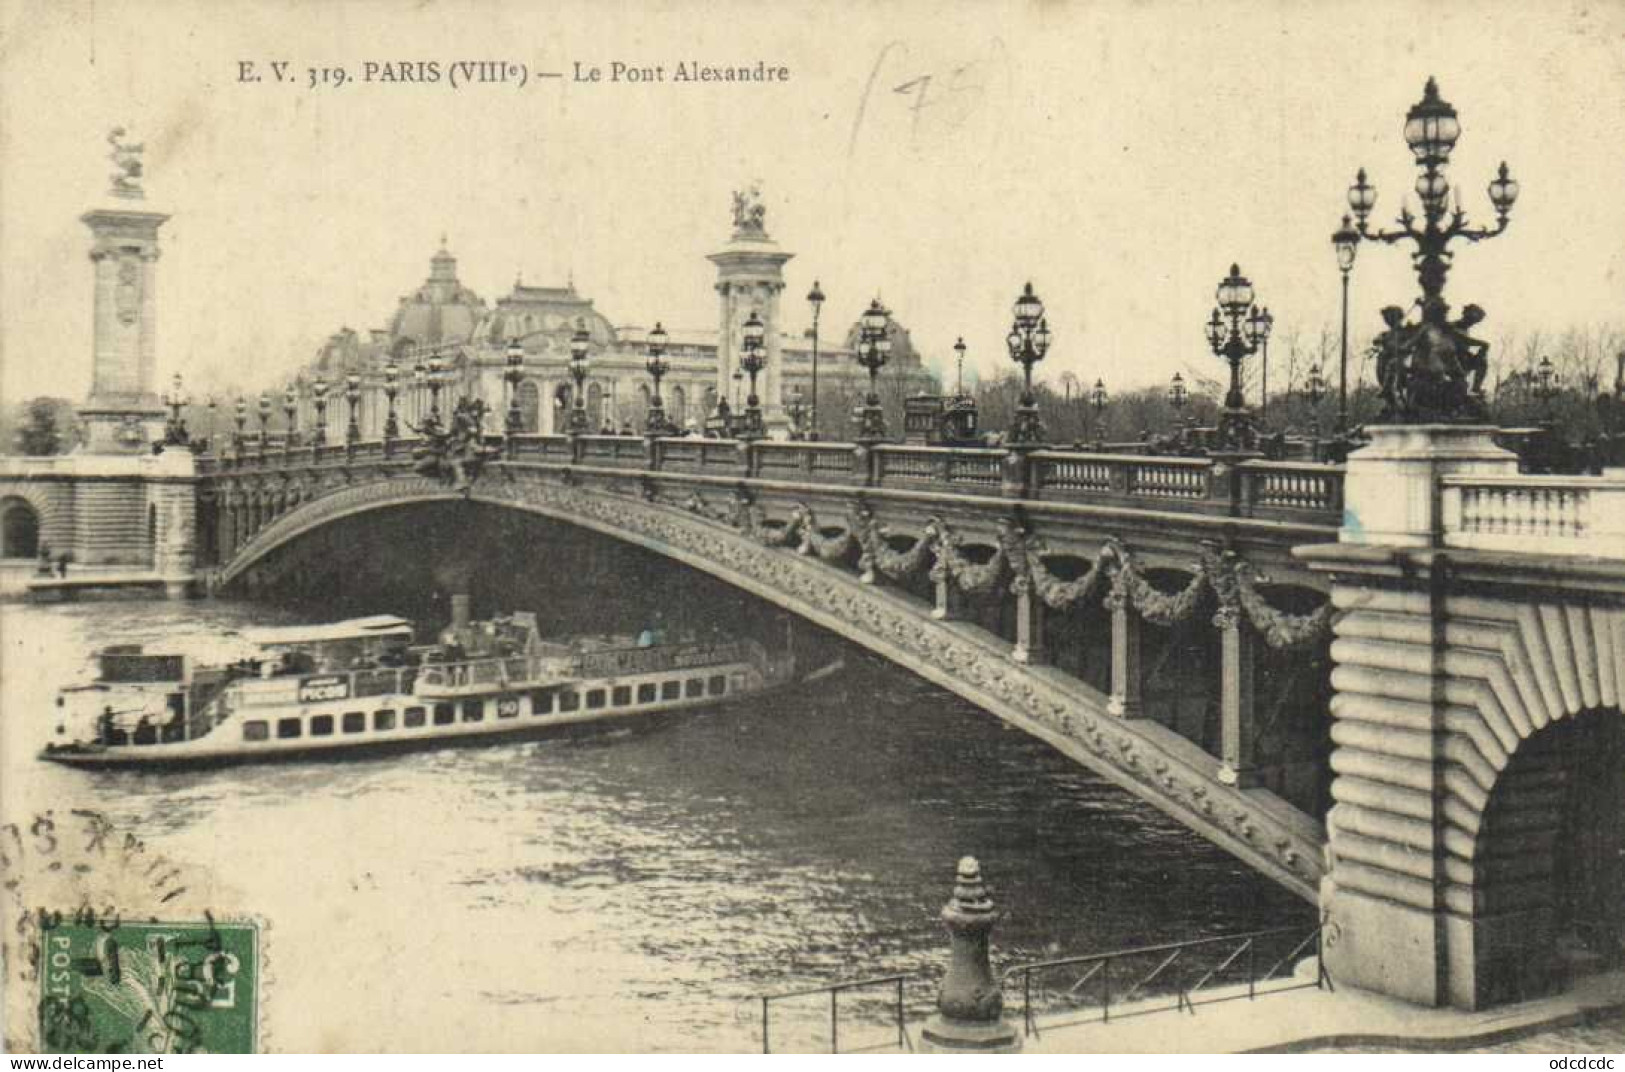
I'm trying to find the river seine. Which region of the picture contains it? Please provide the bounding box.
[3,585,1309,1052]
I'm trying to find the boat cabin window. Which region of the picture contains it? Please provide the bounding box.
[343,712,366,733]
[277,717,301,739]
[637,683,657,704]
[559,691,581,713]
[531,690,553,715]
[586,689,606,710]
[462,700,484,723]
[433,703,455,726]
[374,709,396,731]
[708,675,727,697]
[404,706,426,728]
[661,680,681,701]
[612,685,632,707]
[685,678,704,698]
[243,720,269,742]
[311,715,334,737]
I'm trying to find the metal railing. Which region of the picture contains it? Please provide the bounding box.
[757,973,911,1054]
[1001,925,1325,1038]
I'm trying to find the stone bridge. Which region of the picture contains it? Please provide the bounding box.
[202,433,1346,902]
[194,428,1625,1011]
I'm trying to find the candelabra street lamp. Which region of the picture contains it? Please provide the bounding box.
[786,384,807,440]
[1332,214,1359,431]
[567,323,591,435]
[1346,77,1518,420]
[233,397,247,453]
[344,373,361,446]
[256,393,272,452]
[738,311,767,440]
[643,322,670,436]
[1167,371,1189,446]
[1206,264,1264,452]
[1535,355,1559,424]
[383,358,400,440]
[1004,282,1051,447]
[807,281,825,441]
[1306,362,1328,449]
[953,337,968,398]
[1248,305,1274,426]
[504,338,525,438]
[311,378,329,449]
[854,298,892,444]
[1089,377,1108,443]
[426,354,446,427]
[163,373,189,446]
[282,385,298,447]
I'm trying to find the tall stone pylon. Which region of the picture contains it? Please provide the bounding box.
[709,185,793,438]
[79,127,170,454]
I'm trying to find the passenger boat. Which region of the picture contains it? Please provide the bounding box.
[41,596,797,769]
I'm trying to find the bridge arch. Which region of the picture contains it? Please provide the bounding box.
[212,471,1327,902]
[1,495,41,559]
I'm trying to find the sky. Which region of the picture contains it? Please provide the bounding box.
[2,0,1623,406]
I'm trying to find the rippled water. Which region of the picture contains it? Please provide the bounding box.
[3,596,1311,1051]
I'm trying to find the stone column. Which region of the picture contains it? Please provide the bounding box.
[708,193,793,438]
[1217,603,1258,788]
[79,206,171,454]
[1011,585,1048,665]
[919,857,1021,1053]
[932,565,965,621]
[1106,584,1144,718]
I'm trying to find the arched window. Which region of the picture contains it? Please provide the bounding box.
[1,499,40,560]
[517,381,541,433]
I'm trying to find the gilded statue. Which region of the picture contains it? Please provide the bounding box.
[108,127,145,199]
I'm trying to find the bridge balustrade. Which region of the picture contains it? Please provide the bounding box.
[748,441,859,483]
[1441,472,1625,556]
[872,445,1006,489]
[1238,460,1345,517]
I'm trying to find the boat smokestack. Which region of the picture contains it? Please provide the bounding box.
[451,593,472,635]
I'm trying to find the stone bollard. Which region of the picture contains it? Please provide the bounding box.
[919,857,1022,1053]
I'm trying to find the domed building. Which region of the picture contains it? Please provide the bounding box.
[283,201,937,443]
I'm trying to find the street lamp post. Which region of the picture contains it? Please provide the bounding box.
[1345,77,1518,420]
[1205,264,1264,452]
[644,322,670,436]
[1306,362,1328,455]
[1332,214,1359,431]
[738,311,767,440]
[344,373,361,446]
[1167,371,1189,449]
[567,324,591,435]
[807,281,825,441]
[1535,355,1559,424]
[953,337,968,398]
[786,385,807,440]
[1004,282,1051,447]
[505,338,525,438]
[1089,378,1108,445]
[256,393,272,453]
[282,385,298,448]
[383,358,400,441]
[854,298,892,444]
[426,354,445,427]
[311,378,328,449]
[163,373,188,446]
[1248,306,1273,426]
[234,398,247,452]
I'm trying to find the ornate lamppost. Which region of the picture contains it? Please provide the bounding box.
[504,338,525,438]
[1167,371,1189,448]
[256,393,272,453]
[738,311,767,440]
[1004,282,1051,447]
[162,373,189,446]
[1331,214,1360,431]
[383,357,400,440]
[807,281,825,441]
[644,322,670,436]
[1306,362,1328,453]
[1534,355,1559,425]
[282,385,298,447]
[786,385,806,440]
[567,323,591,435]
[1345,77,1518,420]
[344,372,361,446]
[233,397,247,451]
[311,378,329,449]
[1089,377,1108,445]
[426,353,445,427]
[953,337,968,399]
[1249,305,1274,426]
[1205,264,1264,452]
[854,298,892,444]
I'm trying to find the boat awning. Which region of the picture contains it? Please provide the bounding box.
[243,616,414,648]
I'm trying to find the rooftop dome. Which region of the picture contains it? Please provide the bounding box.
[387,240,488,349]
[476,277,617,350]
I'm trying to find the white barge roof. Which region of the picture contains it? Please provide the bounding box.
[244,615,414,647]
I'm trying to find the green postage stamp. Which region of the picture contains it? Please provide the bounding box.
[39,918,259,1054]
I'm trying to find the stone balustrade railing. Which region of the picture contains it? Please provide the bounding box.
[1441,473,1625,557]
[200,433,1347,522]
